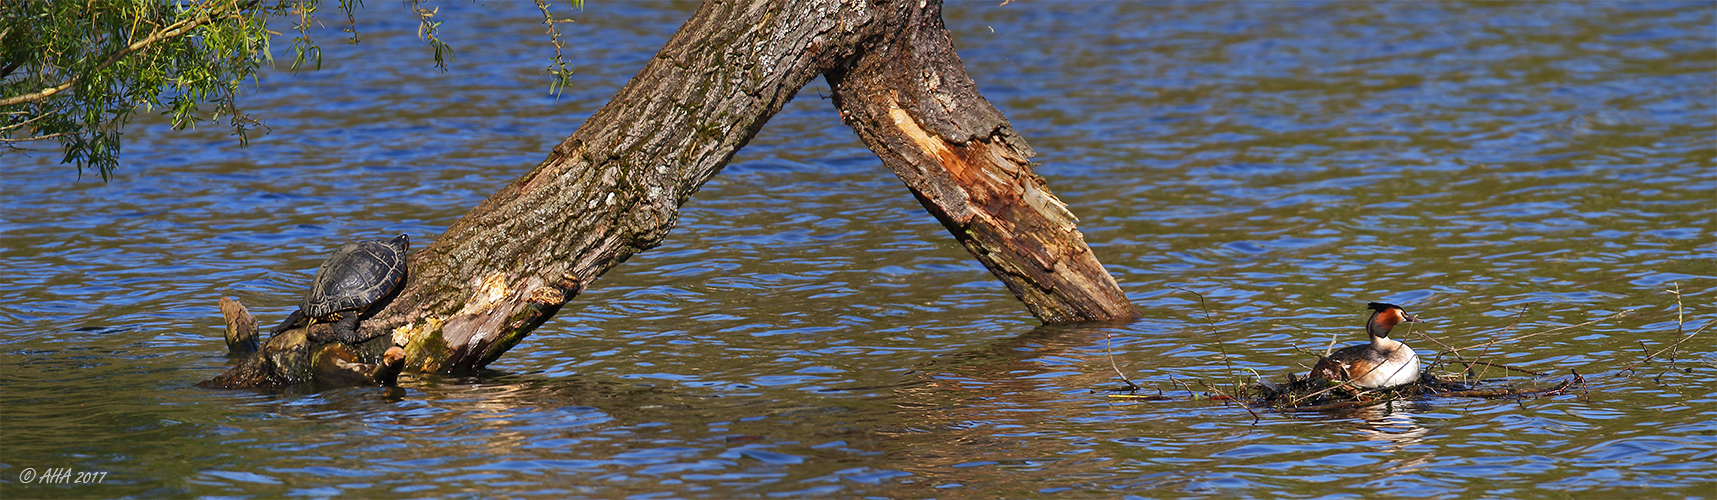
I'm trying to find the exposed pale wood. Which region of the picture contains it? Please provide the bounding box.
[314,345,406,387]
[823,1,1140,322]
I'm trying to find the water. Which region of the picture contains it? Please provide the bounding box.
[3,1,1714,498]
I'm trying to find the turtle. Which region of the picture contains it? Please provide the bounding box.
[269,234,410,345]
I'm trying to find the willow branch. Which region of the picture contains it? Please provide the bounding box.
[0,131,73,143]
[0,4,226,107]
[0,109,54,133]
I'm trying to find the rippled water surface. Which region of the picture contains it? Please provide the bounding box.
[3,2,1715,498]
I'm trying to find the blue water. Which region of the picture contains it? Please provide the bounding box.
[3,2,1714,498]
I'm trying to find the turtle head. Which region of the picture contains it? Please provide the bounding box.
[390,234,410,252]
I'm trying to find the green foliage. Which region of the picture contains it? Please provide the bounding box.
[537,0,584,99]
[408,1,454,71]
[0,0,349,180]
[1,1,587,181]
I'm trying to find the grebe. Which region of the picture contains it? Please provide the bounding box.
[1311,302,1424,389]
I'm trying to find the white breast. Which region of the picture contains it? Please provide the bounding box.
[1356,344,1421,389]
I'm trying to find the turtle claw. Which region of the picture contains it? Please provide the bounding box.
[333,314,367,344]
[308,314,367,345]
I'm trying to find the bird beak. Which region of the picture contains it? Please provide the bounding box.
[1403,313,1424,323]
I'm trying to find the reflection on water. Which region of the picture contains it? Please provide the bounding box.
[2,1,1714,498]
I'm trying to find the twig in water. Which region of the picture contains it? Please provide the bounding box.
[1413,329,1466,366]
[1453,360,1543,377]
[1428,379,1576,399]
[1109,386,1169,401]
[1170,286,1242,390]
[1169,374,1198,401]
[1288,376,1370,407]
[1416,331,1544,379]
[1470,305,1529,381]
[1616,319,1711,378]
[1615,282,1709,379]
[1672,282,1685,335]
[1197,379,1261,424]
[1287,342,1319,370]
[1657,282,1688,379]
[1108,393,1172,401]
[1104,329,1140,391]
[1453,309,1636,353]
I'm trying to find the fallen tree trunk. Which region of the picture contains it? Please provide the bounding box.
[202,0,1139,388]
[824,1,1138,323]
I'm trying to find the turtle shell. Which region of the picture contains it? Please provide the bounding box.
[300,235,410,320]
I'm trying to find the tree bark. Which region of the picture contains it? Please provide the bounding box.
[203,0,1137,388]
[218,296,259,356]
[823,1,1139,323]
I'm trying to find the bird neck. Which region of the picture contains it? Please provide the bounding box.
[1367,309,1403,338]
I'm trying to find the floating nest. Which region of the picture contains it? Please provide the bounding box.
[1104,368,1587,417]
[1104,287,1703,417]
[1253,368,1587,413]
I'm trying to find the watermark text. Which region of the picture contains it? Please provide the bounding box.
[18,468,106,484]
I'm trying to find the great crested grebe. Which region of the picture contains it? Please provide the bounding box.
[1311,302,1424,389]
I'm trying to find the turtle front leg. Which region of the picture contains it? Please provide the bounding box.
[308,314,364,344]
[331,313,365,345]
[269,310,306,336]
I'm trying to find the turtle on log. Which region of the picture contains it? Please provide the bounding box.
[269,234,410,345]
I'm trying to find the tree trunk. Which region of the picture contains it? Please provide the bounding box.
[823,1,1139,323]
[202,0,1137,388]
